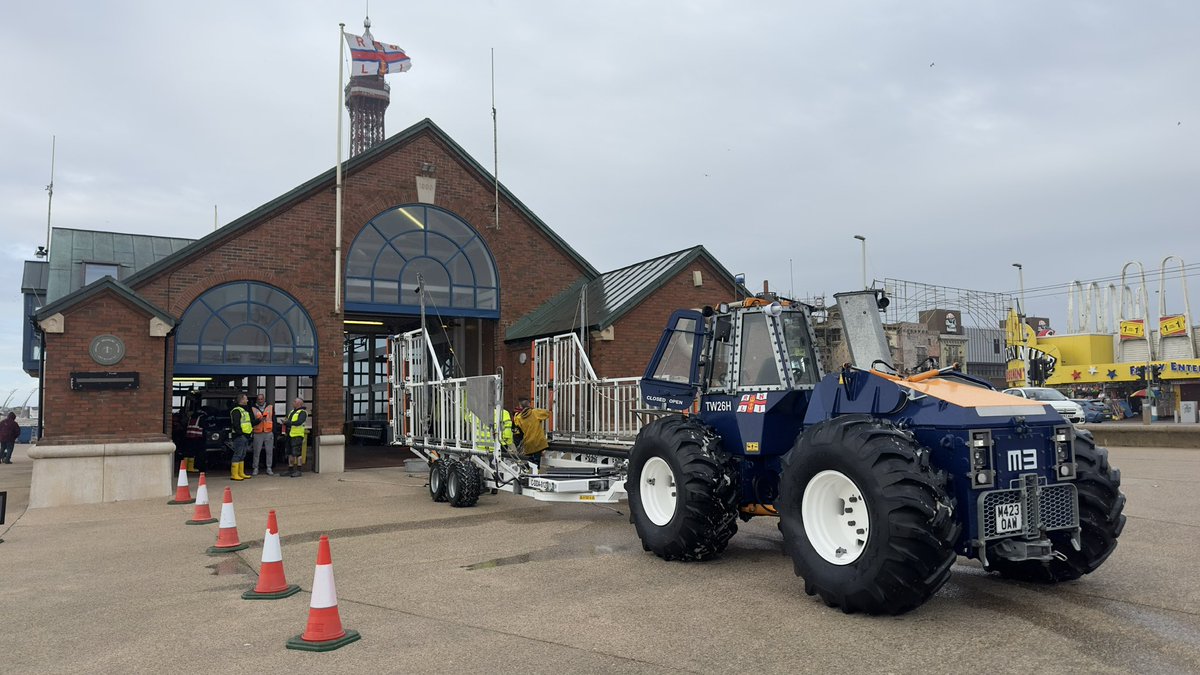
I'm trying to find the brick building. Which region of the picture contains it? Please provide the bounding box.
[23,118,737,504]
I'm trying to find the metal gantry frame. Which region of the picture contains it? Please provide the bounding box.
[881,278,1013,332]
[389,328,629,504]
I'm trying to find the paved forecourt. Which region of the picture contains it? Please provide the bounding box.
[0,445,1198,673]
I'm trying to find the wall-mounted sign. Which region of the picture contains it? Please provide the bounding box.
[920,309,963,335]
[89,334,126,366]
[1119,320,1145,340]
[1160,315,1188,337]
[70,371,139,391]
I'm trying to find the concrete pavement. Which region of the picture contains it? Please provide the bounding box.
[0,445,1198,673]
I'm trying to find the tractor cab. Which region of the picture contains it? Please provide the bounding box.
[640,297,824,411]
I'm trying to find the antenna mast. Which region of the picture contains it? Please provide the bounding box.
[44,135,56,255]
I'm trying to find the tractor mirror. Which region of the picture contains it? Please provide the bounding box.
[714,315,732,341]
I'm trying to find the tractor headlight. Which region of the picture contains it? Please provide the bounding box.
[1053,425,1076,480]
[969,429,995,489]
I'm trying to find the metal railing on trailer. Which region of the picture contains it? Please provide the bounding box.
[388,328,628,504]
[531,333,641,451]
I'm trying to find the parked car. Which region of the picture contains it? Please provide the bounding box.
[1071,398,1108,423]
[1002,387,1085,423]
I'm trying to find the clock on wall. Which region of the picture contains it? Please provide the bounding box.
[89,334,126,366]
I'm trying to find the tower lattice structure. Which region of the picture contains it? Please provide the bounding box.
[346,74,390,157]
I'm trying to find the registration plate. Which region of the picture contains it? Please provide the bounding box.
[527,477,554,492]
[995,502,1023,534]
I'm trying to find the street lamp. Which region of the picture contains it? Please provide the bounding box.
[1012,263,1025,314]
[854,235,867,289]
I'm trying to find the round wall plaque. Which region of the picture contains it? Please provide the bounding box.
[90,334,126,366]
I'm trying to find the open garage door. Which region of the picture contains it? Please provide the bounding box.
[172,281,319,471]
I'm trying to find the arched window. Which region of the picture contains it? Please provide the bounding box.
[174,282,317,375]
[345,205,500,317]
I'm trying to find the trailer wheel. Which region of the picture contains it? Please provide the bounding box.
[627,416,738,562]
[985,428,1126,582]
[779,415,958,615]
[429,460,448,502]
[446,460,482,508]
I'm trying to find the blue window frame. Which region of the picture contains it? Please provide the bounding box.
[345,204,500,318]
[174,282,317,375]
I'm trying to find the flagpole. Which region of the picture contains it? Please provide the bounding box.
[335,23,346,315]
[491,48,499,230]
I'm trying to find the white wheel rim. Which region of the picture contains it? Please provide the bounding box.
[640,456,678,526]
[801,470,869,565]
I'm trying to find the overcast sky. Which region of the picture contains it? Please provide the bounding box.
[1,1,1198,401]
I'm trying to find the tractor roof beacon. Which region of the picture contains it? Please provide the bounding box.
[390,288,1126,616]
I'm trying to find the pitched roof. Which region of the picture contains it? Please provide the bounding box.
[35,276,175,326]
[123,118,598,289]
[505,246,734,342]
[45,227,194,303]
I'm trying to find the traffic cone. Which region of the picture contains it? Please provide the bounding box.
[243,510,300,599]
[186,473,218,525]
[168,460,195,505]
[206,487,249,554]
[286,536,361,651]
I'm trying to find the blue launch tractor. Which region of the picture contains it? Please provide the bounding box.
[630,289,1126,615]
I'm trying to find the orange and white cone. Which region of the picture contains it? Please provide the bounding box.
[286,535,361,651]
[167,460,195,505]
[186,473,218,525]
[243,510,300,599]
[206,487,248,554]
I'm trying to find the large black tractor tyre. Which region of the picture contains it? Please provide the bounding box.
[778,415,959,615]
[429,459,449,502]
[446,459,482,508]
[626,416,738,562]
[985,428,1126,582]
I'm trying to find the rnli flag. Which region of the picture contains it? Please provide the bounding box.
[345,32,412,76]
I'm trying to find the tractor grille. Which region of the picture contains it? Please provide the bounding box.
[979,477,1078,540]
[1039,484,1077,531]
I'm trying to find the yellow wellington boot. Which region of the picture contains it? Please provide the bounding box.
[240,461,252,479]
[186,457,197,473]
[231,461,243,481]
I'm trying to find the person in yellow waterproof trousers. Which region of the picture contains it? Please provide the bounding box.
[284,398,308,478]
[229,394,254,480]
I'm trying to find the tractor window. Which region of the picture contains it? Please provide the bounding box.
[709,340,734,390]
[651,317,698,384]
[780,311,820,385]
[739,315,781,387]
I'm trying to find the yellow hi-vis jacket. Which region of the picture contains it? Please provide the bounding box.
[231,407,252,436]
[473,409,513,448]
[287,408,308,438]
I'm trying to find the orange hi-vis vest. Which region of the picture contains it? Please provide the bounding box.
[252,405,274,433]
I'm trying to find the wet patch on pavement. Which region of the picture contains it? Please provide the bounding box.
[281,502,624,547]
[206,557,254,576]
[465,543,632,570]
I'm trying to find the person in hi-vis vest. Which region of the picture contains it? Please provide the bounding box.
[283,398,308,478]
[229,394,254,481]
[250,394,275,476]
